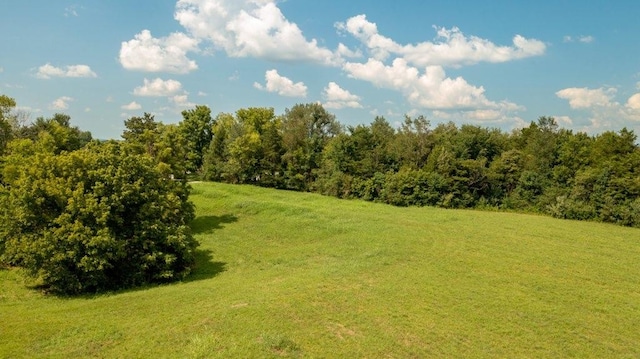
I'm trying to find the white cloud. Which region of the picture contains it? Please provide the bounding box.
[174,0,347,66]
[323,82,363,109]
[64,5,80,17]
[50,96,74,110]
[555,87,617,109]
[170,94,196,108]
[554,115,574,126]
[556,87,640,133]
[564,35,594,43]
[579,35,594,43]
[336,15,546,68]
[198,91,208,96]
[119,30,199,74]
[0,67,3,73]
[627,93,640,110]
[36,63,97,79]
[253,69,307,97]
[133,78,183,96]
[344,58,519,111]
[121,101,142,110]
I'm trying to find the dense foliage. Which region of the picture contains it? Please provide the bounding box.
[0,98,197,294]
[200,107,640,228]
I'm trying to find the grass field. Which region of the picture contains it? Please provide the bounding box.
[2,182,640,358]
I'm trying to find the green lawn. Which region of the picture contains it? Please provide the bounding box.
[2,182,640,358]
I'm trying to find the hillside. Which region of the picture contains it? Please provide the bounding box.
[2,182,640,358]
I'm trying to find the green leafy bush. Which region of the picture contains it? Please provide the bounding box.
[0,140,197,294]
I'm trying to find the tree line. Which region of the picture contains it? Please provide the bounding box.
[1,94,639,292]
[193,103,640,228]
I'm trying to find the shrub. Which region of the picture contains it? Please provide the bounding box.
[0,140,197,294]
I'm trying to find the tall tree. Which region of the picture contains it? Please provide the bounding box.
[0,95,17,155]
[280,103,341,190]
[179,105,213,173]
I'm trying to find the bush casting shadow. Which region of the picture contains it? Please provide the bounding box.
[22,216,236,298]
[190,214,238,234]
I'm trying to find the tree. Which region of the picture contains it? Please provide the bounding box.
[202,108,283,186]
[0,139,197,294]
[0,95,17,155]
[122,113,159,157]
[16,113,92,153]
[392,115,433,170]
[281,103,341,190]
[179,105,213,174]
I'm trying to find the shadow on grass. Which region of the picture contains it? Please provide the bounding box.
[184,249,226,283]
[190,214,238,234]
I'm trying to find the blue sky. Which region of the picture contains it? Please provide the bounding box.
[2,0,640,139]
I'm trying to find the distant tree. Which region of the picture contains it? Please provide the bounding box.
[0,95,17,155]
[392,115,433,170]
[16,113,92,153]
[202,108,283,186]
[179,105,213,174]
[280,103,341,190]
[202,113,234,182]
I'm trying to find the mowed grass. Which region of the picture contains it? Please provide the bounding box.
[2,182,640,358]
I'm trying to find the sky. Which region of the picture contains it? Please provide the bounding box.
[2,0,640,139]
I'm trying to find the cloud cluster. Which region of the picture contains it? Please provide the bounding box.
[254,70,307,97]
[337,15,545,68]
[174,0,344,66]
[344,58,519,111]
[556,86,640,131]
[36,63,97,79]
[117,0,548,124]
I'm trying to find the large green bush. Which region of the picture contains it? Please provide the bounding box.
[0,139,197,294]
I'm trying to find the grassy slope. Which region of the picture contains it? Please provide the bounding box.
[2,182,640,358]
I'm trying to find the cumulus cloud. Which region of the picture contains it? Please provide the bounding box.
[344,58,519,111]
[336,15,546,68]
[50,96,74,110]
[323,82,363,109]
[555,87,617,109]
[253,69,307,97]
[121,101,142,110]
[174,0,348,66]
[627,93,640,110]
[170,94,196,108]
[133,78,183,96]
[119,30,199,73]
[556,87,640,132]
[36,63,97,79]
